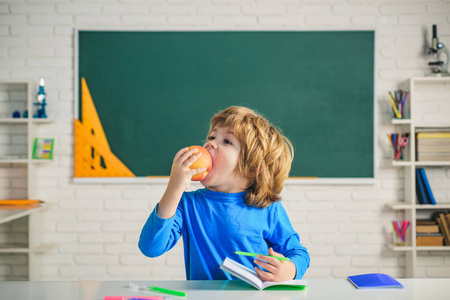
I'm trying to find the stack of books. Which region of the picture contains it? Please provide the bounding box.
[416,219,443,246]
[415,168,436,205]
[416,128,450,161]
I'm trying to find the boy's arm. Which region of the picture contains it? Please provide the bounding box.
[157,147,206,219]
[138,204,182,257]
[255,203,310,281]
[139,147,207,257]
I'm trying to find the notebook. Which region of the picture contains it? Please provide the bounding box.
[220,257,306,291]
[347,273,403,289]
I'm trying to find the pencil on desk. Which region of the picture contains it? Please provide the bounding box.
[147,286,186,297]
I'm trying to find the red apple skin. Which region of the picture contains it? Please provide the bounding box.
[188,146,212,181]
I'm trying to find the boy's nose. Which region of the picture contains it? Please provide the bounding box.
[204,140,216,150]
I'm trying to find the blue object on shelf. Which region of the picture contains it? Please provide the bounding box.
[419,168,436,205]
[416,168,429,205]
[12,110,20,118]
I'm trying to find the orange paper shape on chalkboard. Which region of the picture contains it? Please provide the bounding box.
[74,78,135,177]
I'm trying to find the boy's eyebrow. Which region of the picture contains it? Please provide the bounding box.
[209,128,234,135]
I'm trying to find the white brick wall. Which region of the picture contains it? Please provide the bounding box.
[1,0,450,281]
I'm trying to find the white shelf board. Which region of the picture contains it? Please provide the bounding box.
[412,76,450,82]
[0,118,55,124]
[387,202,450,210]
[0,204,49,225]
[416,246,450,251]
[391,119,412,125]
[0,244,29,253]
[416,204,450,210]
[391,161,450,167]
[387,244,414,251]
[415,161,450,166]
[386,202,413,210]
[0,158,28,164]
[391,160,412,167]
[0,118,28,123]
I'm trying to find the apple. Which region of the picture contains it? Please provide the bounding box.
[188,145,212,181]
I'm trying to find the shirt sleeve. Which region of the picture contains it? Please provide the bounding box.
[138,203,183,258]
[267,202,310,279]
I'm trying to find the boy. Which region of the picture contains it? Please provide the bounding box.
[139,106,309,281]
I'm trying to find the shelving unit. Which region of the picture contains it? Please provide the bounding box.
[0,80,53,280]
[387,77,450,278]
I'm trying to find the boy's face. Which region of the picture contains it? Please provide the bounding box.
[201,126,248,193]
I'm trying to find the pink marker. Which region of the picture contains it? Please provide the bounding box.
[104,296,167,300]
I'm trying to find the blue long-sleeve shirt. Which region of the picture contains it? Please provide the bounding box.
[139,188,310,280]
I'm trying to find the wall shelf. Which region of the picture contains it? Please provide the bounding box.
[0,80,52,281]
[387,77,450,278]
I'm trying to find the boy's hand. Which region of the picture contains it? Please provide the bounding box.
[167,147,207,192]
[253,247,296,282]
[157,147,207,219]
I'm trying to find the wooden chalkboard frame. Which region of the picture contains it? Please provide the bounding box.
[74,29,376,184]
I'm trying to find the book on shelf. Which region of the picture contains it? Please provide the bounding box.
[434,212,450,246]
[415,168,436,205]
[415,169,429,205]
[347,273,403,289]
[416,224,440,233]
[417,153,450,161]
[416,127,450,132]
[416,233,444,246]
[219,257,307,291]
[416,218,443,246]
[418,169,436,205]
[416,130,450,161]
[416,132,450,139]
[416,219,438,225]
[417,140,450,152]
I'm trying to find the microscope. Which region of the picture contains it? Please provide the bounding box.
[428,24,450,76]
[34,77,47,118]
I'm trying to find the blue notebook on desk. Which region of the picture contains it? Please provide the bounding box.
[347,273,403,289]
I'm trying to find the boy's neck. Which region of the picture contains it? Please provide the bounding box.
[205,186,246,194]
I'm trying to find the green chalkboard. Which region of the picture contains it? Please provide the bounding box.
[77,31,374,178]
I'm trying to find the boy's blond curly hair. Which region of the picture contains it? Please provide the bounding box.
[208,106,294,208]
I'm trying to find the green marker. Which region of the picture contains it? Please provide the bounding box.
[148,286,186,297]
[234,251,290,261]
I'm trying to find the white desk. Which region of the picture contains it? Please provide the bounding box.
[1,279,449,300]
